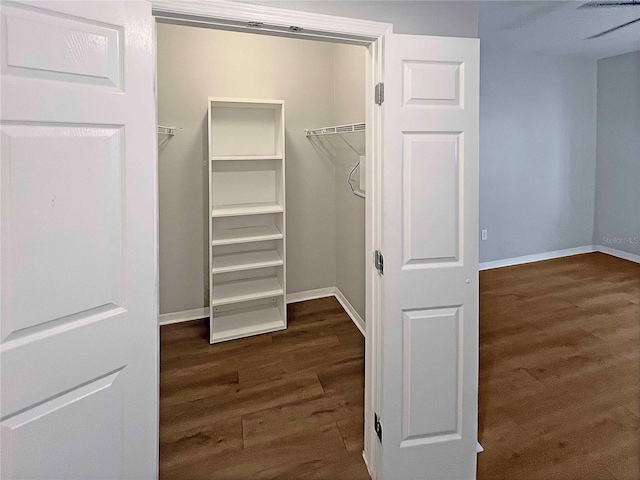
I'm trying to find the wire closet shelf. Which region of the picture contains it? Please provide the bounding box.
[305,122,365,137]
[305,122,366,199]
[157,125,176,135]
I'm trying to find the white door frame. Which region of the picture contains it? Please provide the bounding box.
[150,0,391,477]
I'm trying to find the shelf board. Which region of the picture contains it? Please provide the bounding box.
[211,305,285,343]
[212,276,283,307]
[212,225,283,246]
[212,202,283,218]
[212,250,283,274]
[211,155,282,161]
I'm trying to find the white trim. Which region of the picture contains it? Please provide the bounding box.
[158,307,209,326]
[287,287,366,338]
[151,4,384,474]
[286,287,336,304]
[334,288,366,337]
[158,289,366,338]
[362,450,375,480]
[479,244,640,271]
[595,245,640,264]
[150,0,392,44]
[366,35,382,479]
[476,442,484,453]
[479,246,596,271]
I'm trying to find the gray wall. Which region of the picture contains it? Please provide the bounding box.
[157,24,338,314]
[158,2,480,315]
[238,1,479,37]
[479,47,597,262]
[593,51,640,256]
[333,44,366,319]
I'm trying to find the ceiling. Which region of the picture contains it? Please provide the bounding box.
[479,1,640,59]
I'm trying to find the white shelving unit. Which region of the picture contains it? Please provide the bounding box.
[211,155,283,161]
[211,225,283,246]
[212,250,283,274]
[208,98,286,344]
[211,202,283,218]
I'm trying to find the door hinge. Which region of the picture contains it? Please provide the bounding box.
[375,83,384,105]
[374,413,383,444]
[374,250,384,275]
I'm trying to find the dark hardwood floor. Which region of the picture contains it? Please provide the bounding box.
[160,252,638,480]
[159,297,369,480]
[478,252,639,480]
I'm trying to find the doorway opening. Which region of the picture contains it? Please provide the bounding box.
[152,4,389,477]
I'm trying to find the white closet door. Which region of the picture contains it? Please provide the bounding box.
[0,2,158,478]
[379,33,480,479]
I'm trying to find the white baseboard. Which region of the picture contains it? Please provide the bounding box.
[287,286,365,337]
[159,287,366,335]
[480,244,640,271]
[285,287,335,304]
[362,450,374,479]
[334,288,366,337]
[158,307,209,326]
[161,247,637,327]
[479,246,595,271]
[595,245,640,264]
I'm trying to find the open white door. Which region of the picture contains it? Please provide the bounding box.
[378,34,479,479]
[0,1,158,479]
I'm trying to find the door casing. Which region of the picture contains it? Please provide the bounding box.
[150,1,390,477]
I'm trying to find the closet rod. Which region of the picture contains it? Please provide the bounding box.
[158,125,176,136]
[305,122,365,137]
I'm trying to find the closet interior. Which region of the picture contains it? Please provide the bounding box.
[156,20,369,476]
[157,23,367,342]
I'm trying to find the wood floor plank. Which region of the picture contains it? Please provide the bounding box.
[336,416,365,454]
[480,327,606,377]
[478,367,548,410]
[161,423,349,480]
[554,406,639,480]
[477,434,617,480]
[236,338,360,385]
[478,253,639,480]
[159,252,637,479]
[291,452,371,480]
[242,390,363,449]
[525,352,638,391]
[159,416,243,471]
[160,297,367,479]
[625,399,640,418]
[160,330,272,370]
[317,356,365,396]
[478,407,531,455]
[161,366,239,406]
[160,370,325,432]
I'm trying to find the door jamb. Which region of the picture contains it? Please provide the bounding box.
[149,1,391,478]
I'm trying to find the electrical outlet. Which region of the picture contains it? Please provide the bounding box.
[481,229,488,241]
